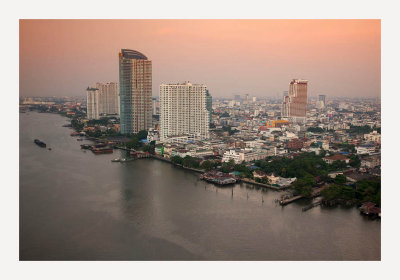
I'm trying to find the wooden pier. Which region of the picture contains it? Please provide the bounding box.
[302,199,322,212]
[280,186,327,206]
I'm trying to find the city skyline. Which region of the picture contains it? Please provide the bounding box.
[19,20,380,98]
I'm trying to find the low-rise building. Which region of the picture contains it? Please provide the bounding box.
[323,154,350,164]
[364,131,381,143]
[356,145,376,155]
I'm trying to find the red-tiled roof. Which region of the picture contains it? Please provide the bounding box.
[324,154,348,161]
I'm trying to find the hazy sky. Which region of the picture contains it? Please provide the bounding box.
[20,19,380,98]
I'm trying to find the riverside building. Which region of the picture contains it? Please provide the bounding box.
[281,79,308,122]
[119,49,152,134]
[160,82,210,142]
[95,82,119,116]
[86,87,100,120]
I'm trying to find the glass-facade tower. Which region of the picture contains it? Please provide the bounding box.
[119,49,152,135]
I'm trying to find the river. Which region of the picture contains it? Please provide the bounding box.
[19,111,380,260]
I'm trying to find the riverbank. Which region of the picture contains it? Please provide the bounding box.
[20,111,381,260]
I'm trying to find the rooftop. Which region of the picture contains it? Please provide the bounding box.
[120,49,148,60]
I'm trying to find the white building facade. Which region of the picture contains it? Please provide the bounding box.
[95,82,119,116]
[222,149,270,164]
[160,82,210,142]
[86,87,100,120]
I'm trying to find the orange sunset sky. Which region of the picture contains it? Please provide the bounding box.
[19,19,380,98]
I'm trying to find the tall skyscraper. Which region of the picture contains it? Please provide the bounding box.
[206,89,212,124]
[95,82,119,116]
[160,82,210,142]
[282,79,308,122]
[119,49,152,135]
[86,87,100,120]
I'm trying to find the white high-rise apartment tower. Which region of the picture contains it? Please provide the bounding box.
[160,82,210,142]
[86,87,100,120]
[95,82,120,116]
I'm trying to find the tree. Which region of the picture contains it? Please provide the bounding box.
[200,160,214,171]
[349,154,361,168]
[292,174,315,198]
[142,144,155,154]
[137,130,148,140]
[330,160,347,171]
[348,125,372,134]
[71,119,84,131]
[334,174,347,185]
[171,155,183,165]
[307,127,324,133]
[182,156,200,168]
[126,137,141,150]
[321,184,343,200]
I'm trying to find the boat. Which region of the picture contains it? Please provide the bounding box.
[77,138,84,141]
[34,139,46,148]
[91,147,113,154]
[80,144,91,149]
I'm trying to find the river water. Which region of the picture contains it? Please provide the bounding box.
[19,111,380,260]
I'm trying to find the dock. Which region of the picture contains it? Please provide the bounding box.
[280,195,303,205]
[241,178,285,190]
[302,199,322,211]
[280,186,327,206]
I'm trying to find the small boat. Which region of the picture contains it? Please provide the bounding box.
[77,138,84,141]
[48,148,52,151]
[34,139,46,148]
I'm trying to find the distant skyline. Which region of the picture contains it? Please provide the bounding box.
[19,19,380,98]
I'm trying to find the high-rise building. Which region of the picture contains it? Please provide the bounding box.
[318,94,326,106]
[281,79,308,122]
[86,87,100,120]
[206,89,212,124]
[160,82,210,142]
[234,94,241,101]
[119,49,152,135]
[95,82,119,116]
[152,97,159,116]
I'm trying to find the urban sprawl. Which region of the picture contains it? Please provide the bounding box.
[20,49,381,218]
